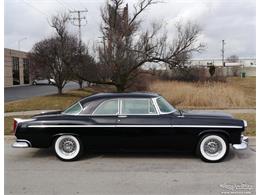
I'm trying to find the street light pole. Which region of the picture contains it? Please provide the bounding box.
[18,37,27,51]
[221,40,225,67]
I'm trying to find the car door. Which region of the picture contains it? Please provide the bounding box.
[116,98,174,150]
[82,98,126,149]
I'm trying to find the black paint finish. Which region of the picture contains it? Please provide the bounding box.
[14,93,245,152]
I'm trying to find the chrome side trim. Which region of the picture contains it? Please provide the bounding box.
[172,125,242,128]
[28,125,168,128]
[28,124,243,128]
[233,135,248,150]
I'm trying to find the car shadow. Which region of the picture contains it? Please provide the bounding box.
[30,148,197,160]
[81,151,197,161]
[31,148,53,158]
[29,147,251,163]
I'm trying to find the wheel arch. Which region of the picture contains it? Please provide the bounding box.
[197,129,230,143]
[50,133,81,147]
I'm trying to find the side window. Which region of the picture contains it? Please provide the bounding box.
[121,99,157,115]
[93,99,119,115]
[63,102,82,115]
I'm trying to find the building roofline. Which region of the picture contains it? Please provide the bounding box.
[4,48,29,54]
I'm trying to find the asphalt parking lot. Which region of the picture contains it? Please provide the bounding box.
[5,138,255,195]
[4,81,81,102]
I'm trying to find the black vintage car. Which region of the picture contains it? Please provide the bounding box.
[12,92,248,162]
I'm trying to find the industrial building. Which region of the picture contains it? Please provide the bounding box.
[4,48,31,88]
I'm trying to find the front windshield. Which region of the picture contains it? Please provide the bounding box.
[63,102,82,115]
[156,97,177,113]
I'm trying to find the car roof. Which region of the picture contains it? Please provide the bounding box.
[80,92,160,105]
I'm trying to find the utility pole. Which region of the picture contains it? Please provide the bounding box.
[221,40,225,67]
[69,9,88,89]
[69,9,88,47]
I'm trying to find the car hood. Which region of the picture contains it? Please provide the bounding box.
[180,110,233,119]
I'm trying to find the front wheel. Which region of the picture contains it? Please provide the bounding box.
[54,135,83,161]
[197,134,229,162]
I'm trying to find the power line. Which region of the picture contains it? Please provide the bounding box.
[69,9,88,46]
[54,0,70,10]
[57,0,74,11]
[22,0,49,17]
[77,0,86,8]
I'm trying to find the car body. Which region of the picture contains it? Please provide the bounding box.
[32,78,56,85]
[12,92,248,162]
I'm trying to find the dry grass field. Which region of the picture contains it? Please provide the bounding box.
[149,77,255,109]
[5,77,255,112]
[4,77,255,135]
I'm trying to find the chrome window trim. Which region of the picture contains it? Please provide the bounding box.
[119,98,159,116]
[152,98,161,114]
[92,99,119,116]
[65,97,177,116]
[154,97,177,115]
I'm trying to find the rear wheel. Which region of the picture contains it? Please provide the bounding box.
[54,135,83,161]
[197,134,229,162]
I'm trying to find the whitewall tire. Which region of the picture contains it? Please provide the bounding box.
[197,134,229,162]
[54,135,83,161]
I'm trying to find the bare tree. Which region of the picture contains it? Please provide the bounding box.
[81,0,205,91]
[227,55,239,63]
[71,43,97,88]
[30,13,79,94]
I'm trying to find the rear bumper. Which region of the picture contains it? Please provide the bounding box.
[232,135,248,150]
[12,139,31,148]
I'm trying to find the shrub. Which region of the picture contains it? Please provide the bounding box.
[208,65,216,77]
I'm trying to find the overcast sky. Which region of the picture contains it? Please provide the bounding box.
[4,0,256,59]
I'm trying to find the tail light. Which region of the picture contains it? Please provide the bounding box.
[13,119,18,134]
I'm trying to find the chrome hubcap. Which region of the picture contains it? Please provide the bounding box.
[59,138,76,154]
[204,139,222,155]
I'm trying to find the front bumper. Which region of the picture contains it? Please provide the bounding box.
[12,139,31,148]
[232,135,248,150]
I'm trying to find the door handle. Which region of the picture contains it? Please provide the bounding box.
[118,115,127,118]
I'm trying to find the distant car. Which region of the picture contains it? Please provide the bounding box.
[32,78,55,85]
[12,92,248,162]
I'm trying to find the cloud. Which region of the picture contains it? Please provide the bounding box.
[4,0,256,58]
